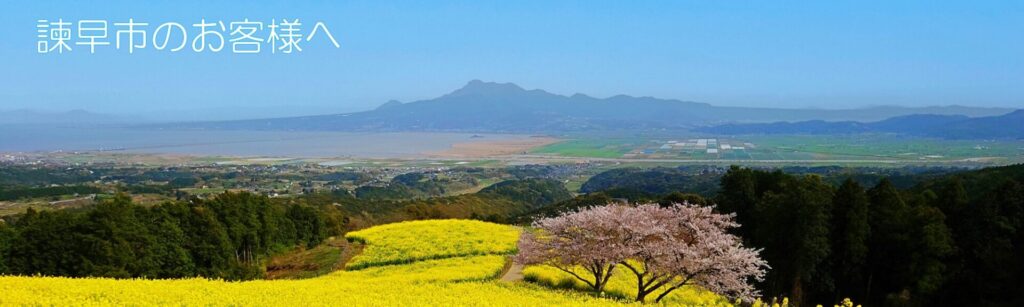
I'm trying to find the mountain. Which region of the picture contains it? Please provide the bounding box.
[939,110,1024,139]
[869,114,972,135]
[154,80,1013,133]
[696,111,1024,139]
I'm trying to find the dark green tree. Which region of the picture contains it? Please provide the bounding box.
[658,192,708,207]
[0,221,13,274]
[7,208,87,276]
[905,204,953,297]
[183,205,234,279]
[865,178,912,304]
[716,166,760,240]
[828,178,870,301]
[143,203,197,278]
[288,204,326,248]
[753,174,834,305]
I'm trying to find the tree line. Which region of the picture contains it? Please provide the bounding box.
[0,185,103,201]
[537,164,1024,306]
[0,192,338,280]
[713,165,1024,306]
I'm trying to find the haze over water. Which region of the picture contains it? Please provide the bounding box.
[0,125,523,158]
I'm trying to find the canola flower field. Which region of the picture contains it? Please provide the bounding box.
[524,263,731,306]
[0,257,638,306]
[0,219,657,306]
[344,219,521,269]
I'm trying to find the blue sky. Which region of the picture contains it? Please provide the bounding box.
[1,1,1022,119]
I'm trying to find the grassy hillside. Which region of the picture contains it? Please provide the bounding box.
[0,220,669,306]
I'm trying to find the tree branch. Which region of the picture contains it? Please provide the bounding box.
[654,275,695,303]
[601,263,617,288]
[620,261,643,276]
[644,274,672,295]
[550,264,596,290]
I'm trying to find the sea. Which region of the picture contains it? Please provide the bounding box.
[0,124,524,158]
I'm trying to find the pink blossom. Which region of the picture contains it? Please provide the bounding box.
[517,203,768,303]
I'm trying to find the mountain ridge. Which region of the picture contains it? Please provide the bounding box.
[144,80,1015,133]
[696,110,1024,139]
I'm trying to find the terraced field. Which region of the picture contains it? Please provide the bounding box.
[344,219,521,269]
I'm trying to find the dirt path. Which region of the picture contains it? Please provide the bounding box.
[265,237,363,280]
[500,262,524,282]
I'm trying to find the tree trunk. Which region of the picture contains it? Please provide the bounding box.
[635,272,648,302]
[636,289,651,302]
[865,273,873,303]
[591,265,607,293]
[791,276,804,307]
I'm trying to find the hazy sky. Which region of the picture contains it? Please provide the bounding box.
[2,1,1022,119]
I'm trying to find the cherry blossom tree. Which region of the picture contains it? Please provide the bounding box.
[515,204,633,293]
[517,203,768,303]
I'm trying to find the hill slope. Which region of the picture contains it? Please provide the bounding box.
[0,219,712,306]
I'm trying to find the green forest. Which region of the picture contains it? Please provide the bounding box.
[0,193,332,280]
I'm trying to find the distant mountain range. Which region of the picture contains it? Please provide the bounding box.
[697,110,1024,139]
[153,80,1013,134]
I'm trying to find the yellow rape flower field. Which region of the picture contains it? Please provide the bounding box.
[344,219,520,269]
[524,263,731,306]
[0,219,728,306]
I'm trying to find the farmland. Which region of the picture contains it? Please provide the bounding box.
[531,139,637,158]
[531,134,1024,165]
